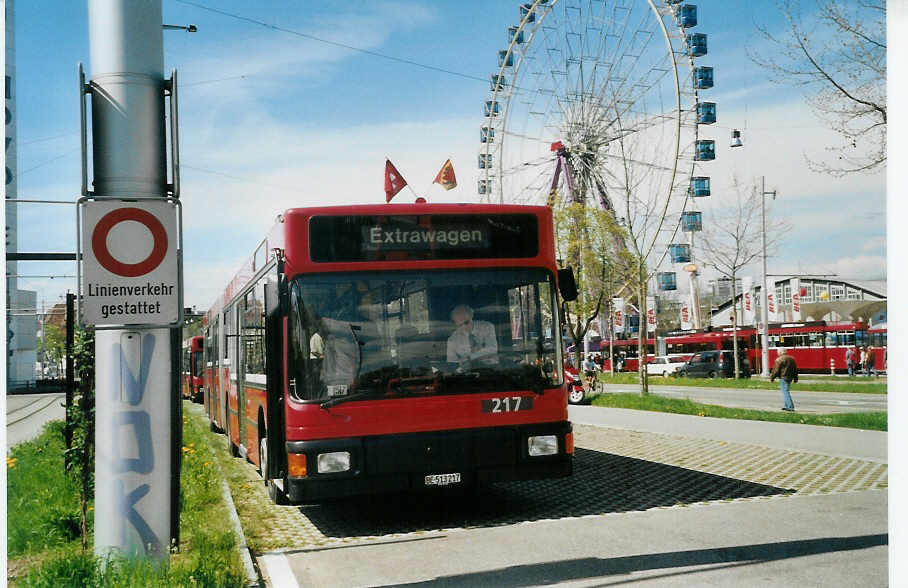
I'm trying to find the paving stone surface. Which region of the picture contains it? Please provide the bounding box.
[222,423,888,551]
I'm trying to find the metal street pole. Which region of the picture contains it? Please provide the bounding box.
[760,176,776,377]
[88,0,172,560]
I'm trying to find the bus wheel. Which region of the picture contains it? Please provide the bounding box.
[226,421,239,457]
[260,437,287,505]
[708,370,717,379]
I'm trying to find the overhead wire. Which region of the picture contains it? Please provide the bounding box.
[174,0,490,85]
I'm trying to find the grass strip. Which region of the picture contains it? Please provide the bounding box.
[590,392,887,431]
[8,410,247,587]
[7,421,84,558]
[598,373,887,394]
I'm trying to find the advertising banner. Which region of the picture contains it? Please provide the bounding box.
[612,298,625,337]
[646,296,656,333]
[765,278,777,323]
[680,305,692,330]
[742,276,754,325]
[790,278,801,321]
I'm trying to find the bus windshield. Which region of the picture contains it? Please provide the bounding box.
[287,268,562,402]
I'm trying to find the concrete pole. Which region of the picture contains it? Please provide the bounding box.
[88,0,172,559]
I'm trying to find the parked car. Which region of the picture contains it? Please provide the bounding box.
[676,350,751,378]
[646,355,687,377]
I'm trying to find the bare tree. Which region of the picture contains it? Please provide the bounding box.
[750,0,886,175]
[697,178,788,377]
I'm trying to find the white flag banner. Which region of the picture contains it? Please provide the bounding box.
[646,296,657,333]
[680,305,692,330]
[742,277,755,325]
[790,278,801,321]
[612,298,625,337]
[765,279,778,323]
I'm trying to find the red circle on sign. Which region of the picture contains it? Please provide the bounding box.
[92,207,168,277]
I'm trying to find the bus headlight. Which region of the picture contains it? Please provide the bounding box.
[317,451,351,474]
[527,435,558,457]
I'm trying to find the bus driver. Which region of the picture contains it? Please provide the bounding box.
[446,304,498,369]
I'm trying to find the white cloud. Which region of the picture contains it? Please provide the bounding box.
[777,255,887,281]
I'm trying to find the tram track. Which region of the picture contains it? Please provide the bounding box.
[7,394,64,427]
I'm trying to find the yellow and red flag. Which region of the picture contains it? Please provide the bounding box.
[385,159,407,202]
[433,159,457,191]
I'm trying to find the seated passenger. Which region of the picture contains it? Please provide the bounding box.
[446,304,498,369]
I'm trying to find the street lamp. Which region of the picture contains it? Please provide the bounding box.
[760,176,777,377]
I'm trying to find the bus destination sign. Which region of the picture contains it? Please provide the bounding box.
[79,198,182,327]
[310,214,539,262]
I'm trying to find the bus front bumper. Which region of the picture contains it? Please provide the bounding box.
[284,421,572,503]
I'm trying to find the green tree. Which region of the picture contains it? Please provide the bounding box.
[38,324,66,376]
[553,200,633,372]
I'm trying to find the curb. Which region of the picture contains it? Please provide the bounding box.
[221,477,262,587]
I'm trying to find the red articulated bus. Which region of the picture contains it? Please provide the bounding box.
[204,204,576,503]
[181,335,204,403]
[663,321,887,374]
[567,338,656,372]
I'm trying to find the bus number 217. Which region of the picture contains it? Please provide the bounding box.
[482,396,533,413]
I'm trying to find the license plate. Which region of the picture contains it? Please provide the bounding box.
[424,473,461,486]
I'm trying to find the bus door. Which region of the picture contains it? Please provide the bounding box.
[226,304,243,448]
[264,267,285,479]
[235,303,247,452]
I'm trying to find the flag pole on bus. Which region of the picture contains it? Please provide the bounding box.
[384,159,408,202]
[433,159,457,191]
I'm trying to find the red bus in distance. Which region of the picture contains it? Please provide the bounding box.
[663,321,886,374]
[203,204,575,503]
[181,335,204,402]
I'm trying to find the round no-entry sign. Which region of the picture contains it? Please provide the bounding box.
[79,198,182,327]
[91,207,169,277]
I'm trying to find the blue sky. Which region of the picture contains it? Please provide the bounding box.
[9,0,887,312]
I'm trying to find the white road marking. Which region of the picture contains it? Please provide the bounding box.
[261,553,299,588]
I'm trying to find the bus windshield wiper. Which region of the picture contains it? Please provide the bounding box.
[320,389,380,409]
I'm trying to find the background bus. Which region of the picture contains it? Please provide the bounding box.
[204,204,576,503]
[181,335,204,403]
[663,321,887,374]
[567,338,655,372]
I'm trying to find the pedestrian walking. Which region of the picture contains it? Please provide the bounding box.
[860,346,868,376]
[845,346,856,377]
[770,347,798,412]
[865,347,876,378]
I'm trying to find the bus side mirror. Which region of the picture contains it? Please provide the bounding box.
[557,267,579,302]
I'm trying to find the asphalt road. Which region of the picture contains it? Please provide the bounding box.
[601,382,886,414]
[6,393,66,450]
[260,405,888,587]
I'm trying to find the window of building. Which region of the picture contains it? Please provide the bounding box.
[800,282,813,302]
[831,284,845,300]
[847,287,862,300]
[815,283,828,301]
[783,284,792,304]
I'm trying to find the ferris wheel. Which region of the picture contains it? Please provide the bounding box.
[478,0,717,326]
